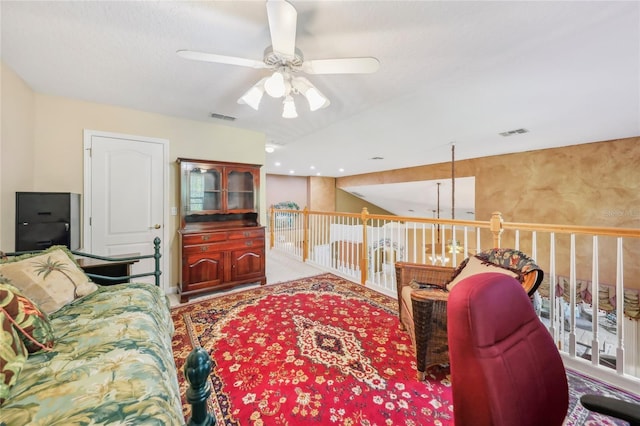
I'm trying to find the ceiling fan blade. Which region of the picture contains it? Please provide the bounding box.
[301,57,380,74]
[177,50,268,69]
[266,0,297,58]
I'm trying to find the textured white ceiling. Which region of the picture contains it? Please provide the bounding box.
[1,1,638,214]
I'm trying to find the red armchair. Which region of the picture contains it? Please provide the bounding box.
[446,272,640,426]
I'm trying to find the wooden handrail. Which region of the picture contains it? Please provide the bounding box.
[270,208,640,239]
[501,221,640,238]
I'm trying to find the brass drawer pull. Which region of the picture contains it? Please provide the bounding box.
[202,235,210,241]
[200,246,208,252]
[245,241,253,247]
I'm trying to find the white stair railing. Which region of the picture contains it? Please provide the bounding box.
[269,207,640,391]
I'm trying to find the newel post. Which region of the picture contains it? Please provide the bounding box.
[153,237,162,287]
[269,206,275,249]
[302,207,309,262]
[490,211,504,248]
[184,347,214,426]
[360,207,370,285]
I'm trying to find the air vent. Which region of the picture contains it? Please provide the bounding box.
[370,156,384,160]
[210,113,237,121]
[499,128,529,137]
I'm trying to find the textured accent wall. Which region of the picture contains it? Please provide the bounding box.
[308,177,336,212]
[338,137,639,228]
[337,137,640,289]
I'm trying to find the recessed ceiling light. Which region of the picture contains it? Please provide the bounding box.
[289,170,295,174]
[275,162,281,166]
[310,165,315,170]
[265,145,275,153]
[316,172,321,176]
[339,168,344,173]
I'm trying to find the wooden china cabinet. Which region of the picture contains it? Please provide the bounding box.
[177,158,266,302]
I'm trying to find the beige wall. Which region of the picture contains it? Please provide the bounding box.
[1,64,36,250]
[1,62,267,290]
[265,175,338,213]
[266,174,307,209]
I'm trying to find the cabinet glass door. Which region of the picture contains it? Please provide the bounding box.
[227,170,255,210]
[188,167,222,212]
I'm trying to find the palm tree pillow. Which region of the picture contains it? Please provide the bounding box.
[0,246,98,314]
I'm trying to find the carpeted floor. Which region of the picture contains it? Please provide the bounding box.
[171,273,640,425]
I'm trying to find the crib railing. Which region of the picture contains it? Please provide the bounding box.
[269,207,640,392]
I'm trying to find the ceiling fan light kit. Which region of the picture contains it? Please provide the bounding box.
[239,69,329,118]
[178,0,378,119]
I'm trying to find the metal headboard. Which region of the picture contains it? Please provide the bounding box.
[4,237,162,287]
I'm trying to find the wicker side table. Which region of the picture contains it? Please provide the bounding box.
[411,288,449,380]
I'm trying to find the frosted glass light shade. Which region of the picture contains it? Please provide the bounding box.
[238,86,263,110]
[238,77,267,110]
[305,87,330,111]
[264,71,286,98]
[282,96,298,118]
[291,76,330,111]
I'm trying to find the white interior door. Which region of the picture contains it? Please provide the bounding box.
[83,130,168,289]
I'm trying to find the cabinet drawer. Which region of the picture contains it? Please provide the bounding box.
[220,238,265,251]
[227,228,264,240]
[182,238,264,254]
[183,244,218,255]
[182,232,226,245]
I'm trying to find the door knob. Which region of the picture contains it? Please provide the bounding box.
[151,224,161,229]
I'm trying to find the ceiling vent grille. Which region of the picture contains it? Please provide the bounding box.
[499,128,529,137]
[210,113,237,121]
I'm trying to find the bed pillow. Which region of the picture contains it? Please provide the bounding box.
[0,246,98,314]
[0,282,55,353]
[0,306,29,405]
[445,255,519,291]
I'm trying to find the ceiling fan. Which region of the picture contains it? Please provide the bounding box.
[177,0,380,118]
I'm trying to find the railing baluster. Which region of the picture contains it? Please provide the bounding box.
[569,234,577,357]
[616,237,625,375]
[549,233,558,344]
[591,235,601,368]
[531,231,537,260]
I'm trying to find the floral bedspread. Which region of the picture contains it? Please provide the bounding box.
[0,283,183,426]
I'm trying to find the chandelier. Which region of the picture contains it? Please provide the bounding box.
[238,68,330,118]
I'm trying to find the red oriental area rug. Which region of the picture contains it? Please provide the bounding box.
[171,273,454,425]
